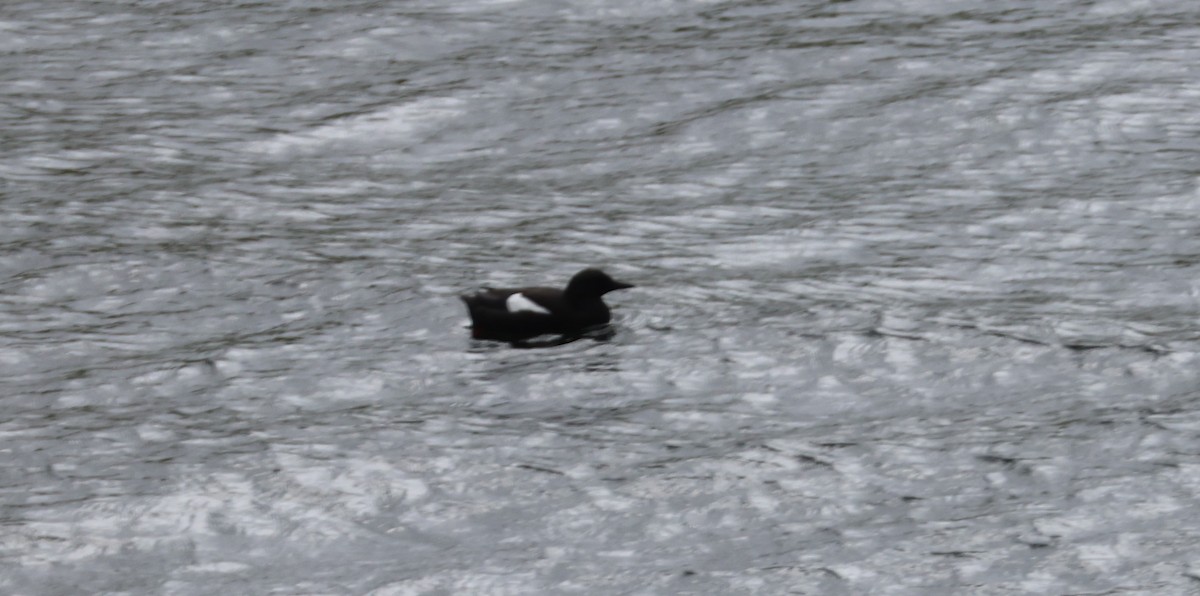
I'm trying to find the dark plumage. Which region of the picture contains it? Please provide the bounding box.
[461,268,635,342]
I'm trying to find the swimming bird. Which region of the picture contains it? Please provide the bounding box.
[461,268,634,342]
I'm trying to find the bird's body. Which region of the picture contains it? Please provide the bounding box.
[461,268,634,342]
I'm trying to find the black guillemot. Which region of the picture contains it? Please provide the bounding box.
[461,268,634,342]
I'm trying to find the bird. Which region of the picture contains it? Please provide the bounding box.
[461,268,635,342]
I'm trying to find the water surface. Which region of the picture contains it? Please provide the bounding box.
[3,0,1200,593]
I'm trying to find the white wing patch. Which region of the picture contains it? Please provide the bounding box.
[506,292,551,315]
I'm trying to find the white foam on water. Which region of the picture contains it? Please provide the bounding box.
[245,96,469,158]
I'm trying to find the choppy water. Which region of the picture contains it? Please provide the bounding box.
[4,0,1200,593]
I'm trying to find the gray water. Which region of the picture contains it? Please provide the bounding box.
[3,0,1200,593]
